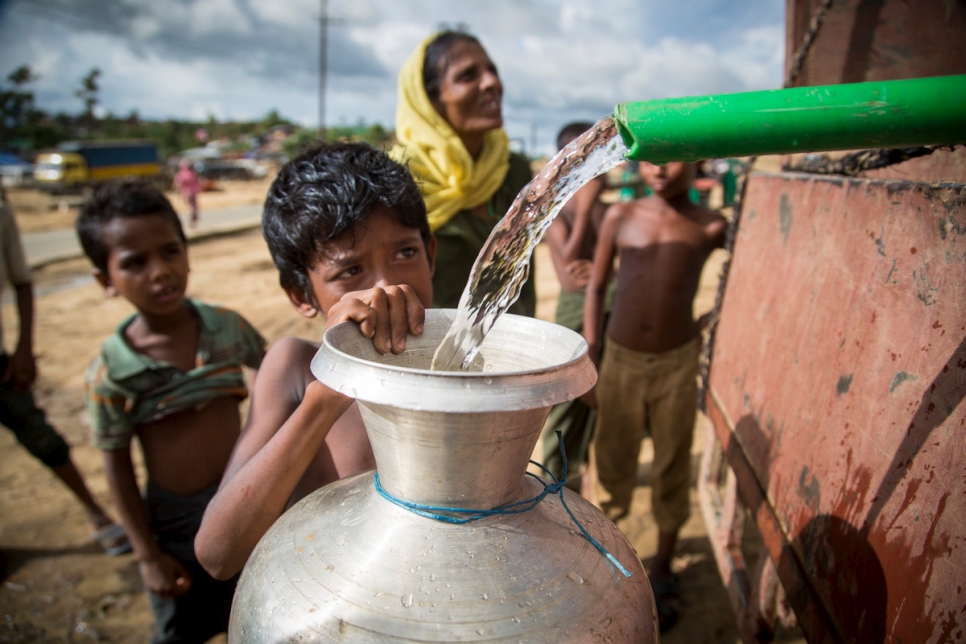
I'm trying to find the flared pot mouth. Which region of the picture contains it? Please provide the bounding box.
[311,309,597,412]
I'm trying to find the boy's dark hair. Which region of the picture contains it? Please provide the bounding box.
[557,121,594,151]
[262,141,430,307]
[422,30,483,103]
[76,179,185,272]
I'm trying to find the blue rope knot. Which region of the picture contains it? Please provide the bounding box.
[372,431,632,578]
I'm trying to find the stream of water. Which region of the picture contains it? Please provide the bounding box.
[431,117,629,372]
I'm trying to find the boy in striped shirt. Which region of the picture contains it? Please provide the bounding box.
[77,179,266,644]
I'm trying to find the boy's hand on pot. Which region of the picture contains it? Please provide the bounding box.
[327,285,425,354]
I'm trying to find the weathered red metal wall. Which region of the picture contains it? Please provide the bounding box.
[785,0,966,87]
[782,0,966,189]
[701,2,966,641]
[708,172,966,641]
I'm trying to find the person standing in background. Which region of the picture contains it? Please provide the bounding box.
[0,187,131,559]
[76,179,266,642]
[391,29,536,316]
[582,160,727,632]
[173,159,202,228]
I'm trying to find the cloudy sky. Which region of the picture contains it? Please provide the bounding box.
[0,0,785,157]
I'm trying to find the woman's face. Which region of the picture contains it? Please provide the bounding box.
[431,40,503,138]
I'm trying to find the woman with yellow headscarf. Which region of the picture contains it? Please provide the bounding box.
[390,30,536,316]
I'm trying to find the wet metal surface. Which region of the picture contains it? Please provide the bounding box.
[232,311,656,642]
[707,172,966,642]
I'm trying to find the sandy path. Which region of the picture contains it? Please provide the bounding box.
[1,180,800,642]
[5,179,274,236]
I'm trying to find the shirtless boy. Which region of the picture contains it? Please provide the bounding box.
[194,142,435,581]
[582,159,726,631]
[77,179,266,642]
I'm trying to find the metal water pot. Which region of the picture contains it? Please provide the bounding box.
[229,309,657,642]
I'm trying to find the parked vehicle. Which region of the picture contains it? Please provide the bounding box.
[0,152,33,188]
[33,140,162,193]
[190,159,253,182]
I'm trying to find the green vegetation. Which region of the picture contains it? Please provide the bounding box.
[1,65,393,162]
[282,122,392,157]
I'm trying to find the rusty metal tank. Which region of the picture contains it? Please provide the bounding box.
[228,309,657,642]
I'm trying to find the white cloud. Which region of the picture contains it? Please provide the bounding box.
[189,0,253,37]
[618,37,744,101]
[0,0,786,156]
[129,14,161,40]
[720,24,785,89]
[349,22,427,71]
[249,0,317,30]
[559,0,639,38]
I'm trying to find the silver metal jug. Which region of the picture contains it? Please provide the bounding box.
[229,309,658,642]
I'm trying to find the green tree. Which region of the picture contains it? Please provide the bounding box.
[360,123,390,148]
[261,109,288,129]
[1,66,39,145]
[282,128,324,157]
[75,67,101,133]
[1,65,64,154]
[6,65,37,87]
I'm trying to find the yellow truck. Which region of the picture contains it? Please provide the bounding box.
[33,140,162,193]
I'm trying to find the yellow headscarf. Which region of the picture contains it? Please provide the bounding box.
[390,33,510,232]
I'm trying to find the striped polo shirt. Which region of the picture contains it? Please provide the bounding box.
[85,299,266,450]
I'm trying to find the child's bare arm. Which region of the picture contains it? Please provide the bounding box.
[583,206,621,366]
[3,283,36,390]
[559,178,605,264]
[195,285,424,580]
[546,219,588,293]
[103,448,190,597]
[195,340,352,580]
[546,178,606,293]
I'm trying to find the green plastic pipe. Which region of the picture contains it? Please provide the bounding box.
[613,75,966,163]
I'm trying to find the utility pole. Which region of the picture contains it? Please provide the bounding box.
[319,0,329,141]
[319,0,345,142]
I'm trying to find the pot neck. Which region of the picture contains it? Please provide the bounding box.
[360,405,551,510]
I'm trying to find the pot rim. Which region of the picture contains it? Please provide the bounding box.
[311,308,597,411]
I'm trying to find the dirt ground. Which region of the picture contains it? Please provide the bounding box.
[1,179,802,642]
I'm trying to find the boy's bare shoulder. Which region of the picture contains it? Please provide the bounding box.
[263,336,319,368]
[602,196,663,226]
[256,336,320,398]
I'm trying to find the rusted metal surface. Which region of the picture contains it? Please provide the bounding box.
[785,0,966,87]
[784,147,966,186]
[698,425,747,613]
[707,171,966,642]
[862,147,966,185]
[699,425,799,642]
